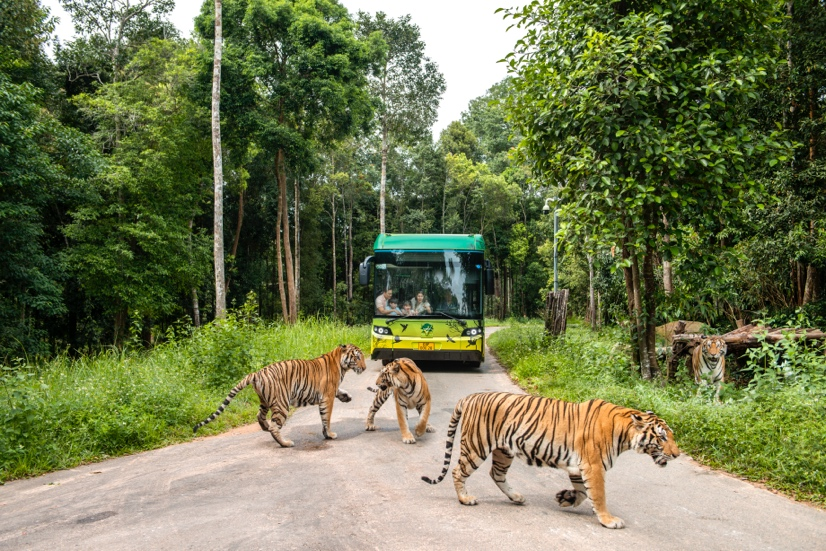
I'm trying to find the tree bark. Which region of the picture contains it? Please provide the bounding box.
[331,191,337,317]
[544,290,569,336]
[347,194,353,301]
[662,212,673,295]
[586,253,596,329]
[191,288,201,328]
[642,239,660,377]
[621,237,640,366]
[631,253,654,379]
[275,155,288,323]
[277,149,296,324]
[211,0,226,320]
[294,176,300,315]
[380,125,388,234]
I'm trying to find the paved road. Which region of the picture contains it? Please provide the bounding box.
[2,331,825,550]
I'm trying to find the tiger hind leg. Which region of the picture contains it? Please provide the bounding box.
[490,448,524,504]
[365,388,392,431]
[555,471,588,508]
[452,446,487,505]
[266,405,294,448]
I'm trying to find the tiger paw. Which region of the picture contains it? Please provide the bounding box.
[555,489,578,507]
[278,439,294,448]
[425,424,436,433]
[458,495,478,506]
[325,431,338,440]
[402,434,416,444]
[365,422,377,431]
[597,514,625,529]
[337,391,352,403]
[508,492,526,504]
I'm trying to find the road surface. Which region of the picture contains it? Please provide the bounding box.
[1,330,825,550]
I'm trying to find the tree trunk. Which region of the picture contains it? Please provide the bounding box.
[275,154,288,323]
[642,241,660,377]
[586,253,596,329]
[191,288,201,328]
[347,195,353,301]
[621,237,640,366]
[331,192,337,317]
[631,253,654,379]
[211,0,226,319]
[277,149,296,323]
[294,176,300,315]
[380,126,388,234]
[226,186,245,292]
[544,290,569,336]
[662,212,673,295]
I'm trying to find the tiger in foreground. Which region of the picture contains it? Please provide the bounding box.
[691,335,727,402]
[193,344,366,447]
[421,392,680,529]
[365,358,434,444]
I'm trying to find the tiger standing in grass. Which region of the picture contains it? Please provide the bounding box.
[691,335,727,402]
[193,344,366,447]
[422,392,680,529]
[365,358,434,444]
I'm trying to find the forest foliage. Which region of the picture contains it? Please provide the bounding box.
[1,0,825,367]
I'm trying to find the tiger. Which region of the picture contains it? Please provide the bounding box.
[193,344,366,447]
[365,358,434,444]
[691,335,727,402]
[421,392,680,529]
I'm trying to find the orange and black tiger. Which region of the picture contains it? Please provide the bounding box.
[691,335,727,401]
[193,344,366,447]
[365,358,434,444]
[421,392,680,529]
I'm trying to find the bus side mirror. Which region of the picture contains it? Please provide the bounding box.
[485,260,494,295]
[359,256,373,286]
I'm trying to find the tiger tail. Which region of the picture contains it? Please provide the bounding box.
[421,397,465,484]
[193,371,257,433]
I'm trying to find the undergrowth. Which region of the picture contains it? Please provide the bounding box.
[0,310,369,483]
[488,320,826,507]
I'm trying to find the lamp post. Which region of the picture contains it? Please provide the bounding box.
[542,197,559,293]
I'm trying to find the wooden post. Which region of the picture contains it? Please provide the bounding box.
[544,290,569,336]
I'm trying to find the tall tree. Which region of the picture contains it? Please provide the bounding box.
[356,12,445,234]
[505,0,790,376]
[212,0,227,319]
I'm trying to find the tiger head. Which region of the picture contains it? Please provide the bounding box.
[338,344,367,374]
[700,335,727,363]
[374,359,416,391]
[630,411,680,467]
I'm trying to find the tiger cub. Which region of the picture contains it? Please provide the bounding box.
[193,344,366,447]
[691,335,727,402]
[365,358,434,444]
[422,392,680,529]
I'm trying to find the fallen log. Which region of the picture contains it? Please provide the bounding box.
[672,329,826,346]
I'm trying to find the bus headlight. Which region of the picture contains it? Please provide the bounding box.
[462,327,482,337]
[373,325,394,336]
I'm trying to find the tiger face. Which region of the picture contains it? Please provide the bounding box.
[701,336,727,363]
[340,344,367,374]
[630,412,680,467]
[374,360,405,390]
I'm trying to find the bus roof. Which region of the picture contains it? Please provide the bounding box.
[373,234,486,251]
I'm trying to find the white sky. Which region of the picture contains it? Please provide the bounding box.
[41,0,521,135]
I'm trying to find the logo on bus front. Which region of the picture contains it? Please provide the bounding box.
[421,323,434,337]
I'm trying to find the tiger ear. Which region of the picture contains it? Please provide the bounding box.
[701,334,707,339]
[339,344,346,349]
[631,413,646,428]
[390,363,401,373]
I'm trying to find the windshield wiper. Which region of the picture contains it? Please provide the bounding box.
[435,311,467,327]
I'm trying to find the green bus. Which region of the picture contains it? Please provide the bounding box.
[359,234,494,367]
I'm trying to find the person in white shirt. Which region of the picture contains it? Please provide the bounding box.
[375,289,393,315]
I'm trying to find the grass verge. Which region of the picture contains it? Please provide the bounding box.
[0,316,369,483]
[488,319,826,507]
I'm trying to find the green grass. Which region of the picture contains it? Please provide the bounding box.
[488,319,826,507]
[0,316,369,483]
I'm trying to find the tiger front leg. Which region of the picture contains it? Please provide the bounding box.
[413,400,433,438]
[490,448,524,504]
[394,392,415,444]
[318,398,337,440]
[365,388,392,431]
[581,465,624,529]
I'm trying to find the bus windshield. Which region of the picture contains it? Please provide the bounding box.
[373,251,484,319]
